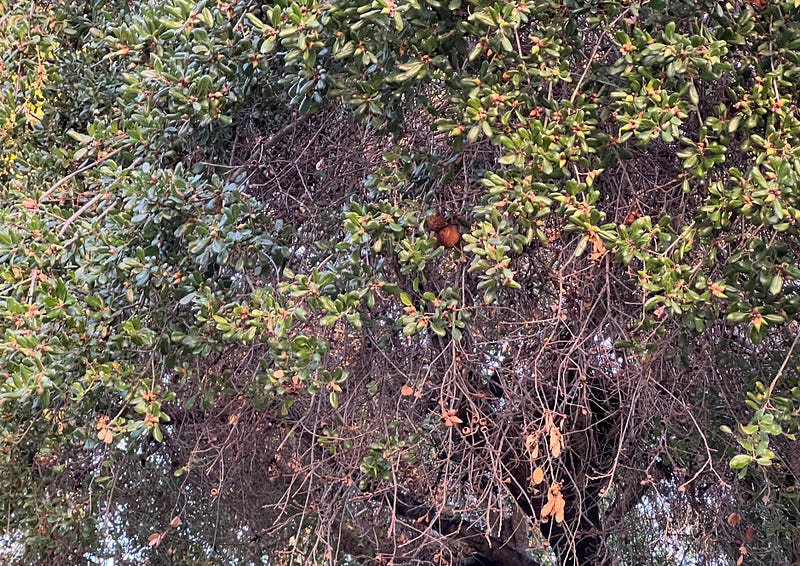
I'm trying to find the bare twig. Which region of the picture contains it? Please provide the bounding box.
[58,192,110,236]
[39,145,129,202]
[767,331,800,399]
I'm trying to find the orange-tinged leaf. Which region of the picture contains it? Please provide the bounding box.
[148,532,164,547]
[22,198,39,211]
[744,526,755,542]
[727,512,741,527]
[554,497,565,524]
[709,281,727,298]
[170,516,182,528]
[525,432,540,459]
[401,384,414,396]
[589,234,607,261]
[541,498,555,519]
[624,209,641,225]
[443,409,463,427]
[750,309,765,331]
[541,482,565,523]
[549,427,563,458]
[532,466,545,485]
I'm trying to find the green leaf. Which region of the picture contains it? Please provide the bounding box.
[320,314,340,326]
[729,454,752,469]
[740,423,759,435]
[726,311,749,323]
[430,319,447,337]
[769,275,783,295]
[392,61,425,82]
[403,322,418,336]
[688,82,699,106]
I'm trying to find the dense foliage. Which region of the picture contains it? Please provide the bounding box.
[2,0,800,564]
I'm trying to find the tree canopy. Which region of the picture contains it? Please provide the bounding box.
[1,0,800,564]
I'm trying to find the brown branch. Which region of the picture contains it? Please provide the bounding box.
[39,145,129,202]
[261,113,313,152]
[227,112,313,181]
[58,192,110,237]
[389,491,542,566]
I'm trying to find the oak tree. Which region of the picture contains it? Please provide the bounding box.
[1,0,800,564]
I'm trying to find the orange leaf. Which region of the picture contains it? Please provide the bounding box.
[401,384,414,396]
[588,233,607,261]
[442,409,463,427]
[22,198,39,211]
[727,512,741,527]
[549,427,563,458]
[744,526,755,542]
[541,482,565,523]
[525,432,540,459]
[554,494,566,524]
[541,498,555,520]
[170,516,182,528]
[624,209,641,225]
[148,532,164,547]
[532,466,545,485]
